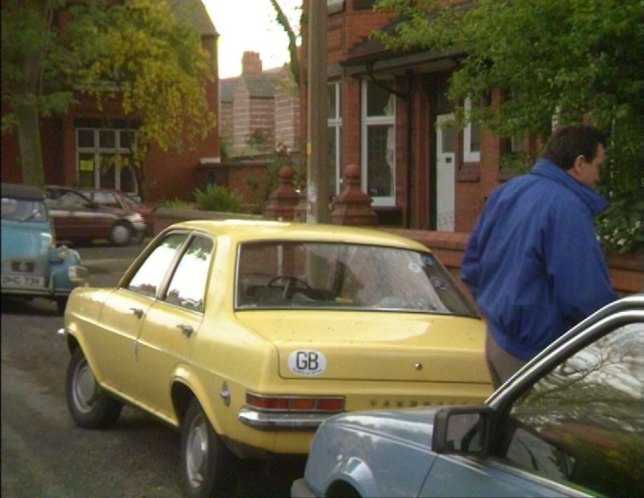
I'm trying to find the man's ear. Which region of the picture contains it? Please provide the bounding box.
[569,155,585,176]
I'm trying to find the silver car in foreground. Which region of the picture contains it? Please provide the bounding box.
[292,295,643,498]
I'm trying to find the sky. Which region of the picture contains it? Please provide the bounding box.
[203,0,302,79]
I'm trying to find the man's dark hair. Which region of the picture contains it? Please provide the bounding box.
[542,124,606,170]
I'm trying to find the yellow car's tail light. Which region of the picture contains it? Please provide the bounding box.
[316,398,344,411]
[245,392,345,413]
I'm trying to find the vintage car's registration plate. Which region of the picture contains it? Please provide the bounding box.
[1,274,46,288]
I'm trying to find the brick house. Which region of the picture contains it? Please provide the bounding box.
[300,0,526,231]
[1,0,219,203]
[219,51,301,158]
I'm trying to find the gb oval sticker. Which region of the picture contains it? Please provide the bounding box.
[288,350,327,376]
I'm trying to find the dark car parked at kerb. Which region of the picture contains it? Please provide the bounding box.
[45,185,146,246]
[80,188,154,236]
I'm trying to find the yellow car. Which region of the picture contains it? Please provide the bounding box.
[60,220,492,497]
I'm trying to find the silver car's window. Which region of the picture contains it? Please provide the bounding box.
[89,192,119,207]
[1,197,47,222]
[163,236,213,312]
[58,191,89,208]
[501,322,643,496]
[127,234,187,297]
[236,241,476,316]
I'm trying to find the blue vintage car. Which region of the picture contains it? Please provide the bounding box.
[292,295,644,498]
[1,183,88,313]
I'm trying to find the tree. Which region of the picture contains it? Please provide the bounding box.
[269,0,301,87]
[2,0,216,192]
[375,0,643,252]
[2,0,71,186]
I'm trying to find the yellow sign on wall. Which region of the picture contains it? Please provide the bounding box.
[79,159,94,172]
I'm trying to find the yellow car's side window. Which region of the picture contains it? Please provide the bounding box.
[128,234,187,297]
[164,236,214,312]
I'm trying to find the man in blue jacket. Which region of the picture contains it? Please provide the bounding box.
[461,124,617,389]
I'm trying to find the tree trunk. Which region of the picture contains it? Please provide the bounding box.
[15,100,45,186]
[13,0,50,186]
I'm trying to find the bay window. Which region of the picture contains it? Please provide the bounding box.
[361,79,395,206]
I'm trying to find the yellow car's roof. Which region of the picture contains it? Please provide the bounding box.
[165,219,431,252]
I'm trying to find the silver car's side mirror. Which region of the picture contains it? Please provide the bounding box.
[432,405,494,455]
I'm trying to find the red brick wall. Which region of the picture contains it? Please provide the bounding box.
[233,84,251,152]
[219,101,234,149]
[340,78,361,170]
[134,34,220,202]
[274,89,300,150]
[385,229,642,297]
[227,162,268,204]
[232,82,276,155]
[196,160,269,208]
[327,13,345,61]
[409,81,432,229]
[340,4,394,61]
[250,98,275,154]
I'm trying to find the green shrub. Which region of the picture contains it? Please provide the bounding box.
[595,190,643,254]
[193,184,242,213]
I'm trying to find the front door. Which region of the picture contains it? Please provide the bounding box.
[135,234,214,420]
[435,114,456,231]
[92,289,154,398]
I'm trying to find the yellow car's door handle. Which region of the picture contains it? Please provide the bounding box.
[130,307,143,319]
[177,324,193,337]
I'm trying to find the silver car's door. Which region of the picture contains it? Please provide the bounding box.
[421,319,643,497]
[421,454,589,497]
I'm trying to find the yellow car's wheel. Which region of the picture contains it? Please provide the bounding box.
[65,348,122,429]
[181,398,236,498]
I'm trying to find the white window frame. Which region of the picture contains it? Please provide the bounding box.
[361,78,396,207]
[328,81,343,195]
[76,127,137,192]
[463,97,481,163]
[327,0,344,14]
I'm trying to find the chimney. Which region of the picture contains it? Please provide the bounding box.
[242,51,262,75]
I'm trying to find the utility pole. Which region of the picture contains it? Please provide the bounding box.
[306,0,329,223]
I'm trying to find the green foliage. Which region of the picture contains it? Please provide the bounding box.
[245,129,270,151]
[1,0,71,185]
[269,0,301,87]
[193,184,242,213]
[595,191,643,254]
[376,0,642,135]
[263,143,304,201]
[499,151,535,176]
[1,0,73,130]
[2,0,216,186]
[376,0,643,253]
[61,0,217,161]
[243,174,262,207]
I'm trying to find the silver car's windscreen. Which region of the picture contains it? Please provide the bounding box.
[235,241,477,316]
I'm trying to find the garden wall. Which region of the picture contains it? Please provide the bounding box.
[385,229,642,297]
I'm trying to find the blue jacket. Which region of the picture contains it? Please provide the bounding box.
[461,158,617,361]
